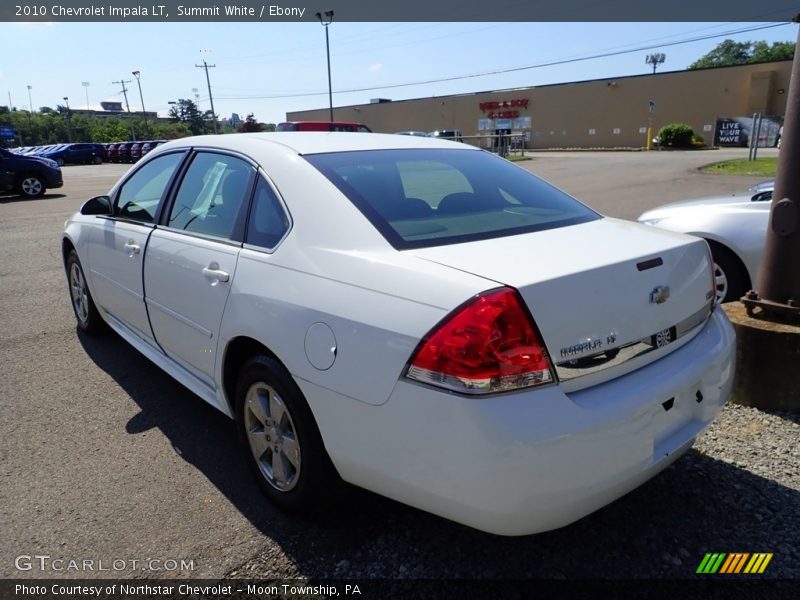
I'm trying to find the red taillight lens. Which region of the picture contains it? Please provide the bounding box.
[406,287,554,394]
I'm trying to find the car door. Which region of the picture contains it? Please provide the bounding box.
[87,151,186,343]
[144,151,255,388]
[0,150,15,192]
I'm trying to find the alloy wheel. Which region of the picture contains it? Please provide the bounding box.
[69,262,89,324]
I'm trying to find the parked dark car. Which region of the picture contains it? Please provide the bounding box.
[141,140,166,157]
[117,142,134,163]
[0,147,63,198]
[277,121,372,132]
[106,144,120,163]
[129,143,143,162]
[45,143,104,165]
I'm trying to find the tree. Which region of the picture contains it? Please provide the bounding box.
[238,113,263,133]
[689,39,795,69]
[168,98,209,135]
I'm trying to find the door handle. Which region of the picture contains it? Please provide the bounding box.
[123,240,140,256]
[202,263,230,283]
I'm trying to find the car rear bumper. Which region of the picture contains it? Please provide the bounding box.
[300,308,735,535]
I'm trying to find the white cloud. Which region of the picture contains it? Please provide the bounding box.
[368,63,383,72]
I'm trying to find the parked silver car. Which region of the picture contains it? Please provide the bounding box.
[638,182,773,303]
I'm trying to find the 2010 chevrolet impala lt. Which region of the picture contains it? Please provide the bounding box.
[62,133,735,535]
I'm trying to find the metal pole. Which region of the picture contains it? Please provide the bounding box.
[743,17,800,318]
[113,79,136,141]
[132,72,148,133]
[63,97,73,143]
[748,113,758,160]
[325,25,333,122]
[26,85,33,132]
[196,60,218,134]
[753,113,764,161]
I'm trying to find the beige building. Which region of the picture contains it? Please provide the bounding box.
[287,60,791,149]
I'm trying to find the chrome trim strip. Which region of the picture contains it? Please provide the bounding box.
[555,301,713,383]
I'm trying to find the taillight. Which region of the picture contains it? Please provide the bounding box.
[405,287,554,395]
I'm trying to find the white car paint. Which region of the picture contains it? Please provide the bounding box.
[63,133,735,535]
[637,187,772,294]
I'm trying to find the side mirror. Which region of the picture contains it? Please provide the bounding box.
[80,195,113,216]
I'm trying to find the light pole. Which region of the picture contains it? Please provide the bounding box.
[26,85,33,131]
[316,10,334,122]
[63,96,73,142]
[132,71,148,135]
[82,81,90,111]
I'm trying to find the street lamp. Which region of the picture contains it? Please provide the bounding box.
[26,85,33,130]
[63,96,73,142]
[132,70,148,133]
[82,81,90,112]
[316,9,334,122]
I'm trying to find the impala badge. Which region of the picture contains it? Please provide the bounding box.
[649,285,670,304]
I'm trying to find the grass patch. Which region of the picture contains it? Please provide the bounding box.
[701,157,778,177]
[506,154,531,162]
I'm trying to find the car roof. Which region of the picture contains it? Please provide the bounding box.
[158,132,478,156]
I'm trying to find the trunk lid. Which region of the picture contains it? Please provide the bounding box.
[410,217,714,391]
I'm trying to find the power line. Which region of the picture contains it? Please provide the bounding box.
[214,22,790,101]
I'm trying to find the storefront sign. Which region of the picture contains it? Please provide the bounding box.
[479,99,529,120]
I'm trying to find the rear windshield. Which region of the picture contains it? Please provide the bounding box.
[304,149,600,249]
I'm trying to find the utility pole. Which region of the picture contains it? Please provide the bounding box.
[132,71,148,135]
[742,15,800,319]
[112,78,136,141]
[195,58,218,133]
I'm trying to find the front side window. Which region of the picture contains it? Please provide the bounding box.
[168,152,253,240]
[115,152,185,223]
[305,149,600,249]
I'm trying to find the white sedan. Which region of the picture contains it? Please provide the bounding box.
[63,133,734,535]
[638,182,773,303]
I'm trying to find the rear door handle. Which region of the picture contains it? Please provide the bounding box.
[123,240,140,256]
[202,263,230,284]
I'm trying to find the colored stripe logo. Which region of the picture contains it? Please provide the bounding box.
[696,553,773,574]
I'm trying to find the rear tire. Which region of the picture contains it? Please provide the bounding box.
[66,250,105,334]
[708,241,748,304]
[93,156,103,164]
[235,355,342,512]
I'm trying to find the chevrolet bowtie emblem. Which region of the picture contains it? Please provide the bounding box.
[649,285,670,304]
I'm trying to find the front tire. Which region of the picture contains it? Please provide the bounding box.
[18,174,46,198]
[66,250,105,333]
[235,356,341,511]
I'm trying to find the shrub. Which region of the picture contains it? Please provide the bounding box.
[658,123,696,148]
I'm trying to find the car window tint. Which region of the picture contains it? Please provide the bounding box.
[305,149,600,249]
[397,160,473,208]
[246,178,290,249]
[168,153,252,239]
[116,152,184,223]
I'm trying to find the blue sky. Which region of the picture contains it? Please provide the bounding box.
[2,21,796,124]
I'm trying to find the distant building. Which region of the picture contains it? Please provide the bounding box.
[288,60,791,149]
[72,100,159,121]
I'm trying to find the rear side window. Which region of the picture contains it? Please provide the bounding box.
[168,152,253,240]
[305,149,600,249]
[246,178,290,250]
[115,152,184,223]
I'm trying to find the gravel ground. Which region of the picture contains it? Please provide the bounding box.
[228,403,800,581]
